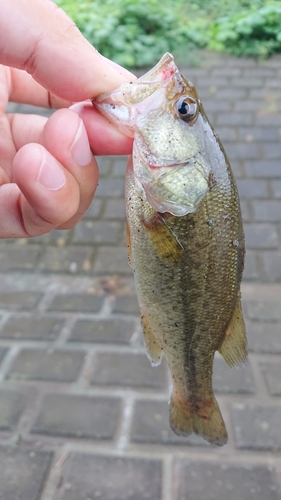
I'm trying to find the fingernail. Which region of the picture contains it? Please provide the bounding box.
[69,101,92,114]
[37,150,66,190]
[70,119,92,166]
[100,55,136,79]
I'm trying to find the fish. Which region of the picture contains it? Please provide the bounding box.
[93,53,247,446]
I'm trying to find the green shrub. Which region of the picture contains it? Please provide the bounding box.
[208,3,281,57]
[55,0,281,65]
[55,0,208,67]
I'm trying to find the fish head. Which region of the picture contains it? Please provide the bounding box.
[93,53,221,216]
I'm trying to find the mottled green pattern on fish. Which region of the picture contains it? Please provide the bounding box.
[94,53,247,446]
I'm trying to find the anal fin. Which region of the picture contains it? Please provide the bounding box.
[218,295,247,367]
[140,312,163,366]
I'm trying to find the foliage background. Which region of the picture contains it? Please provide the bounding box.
[54,0,281,67]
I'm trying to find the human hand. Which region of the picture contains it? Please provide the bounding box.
[0,0,134,238]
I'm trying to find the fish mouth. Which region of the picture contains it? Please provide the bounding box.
[147,161,188,170]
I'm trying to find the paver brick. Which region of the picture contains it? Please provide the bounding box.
[96,156,112,176]
[223,142,260,160]
[196,76,229,88]
[90,352,168,390]
[69,318,135,344]
[112,295,140,314]
[93,247,132,275]
[262,143,281,159]
[202,100,233,113]
[261,361,281,396]
[0,390,27,430]
[73,220,121,244]
[243,251,260,280]
[211,67,241,76]
[212,88,248,100]
[271,179,281,198]
[0,245,40,271]
[244,223,278,249]
[48,293,104,312]
[245,160,281,178]
[238,126,280,142]
[7,349,85,382]
[234,100,266,112]
[173,460,280,500]
[84,198,103,218]
[0,448,53,500]
[250,87,279,99]
[0,316,63,340]
[229,160,244,178]
[95,178,124,197]
[247,321,281,353]
[38,246,93,272]
[231,403,281,450]
[111,157,127,177]
[256,113,281,126]
[236,179,269,199]
[252,200,281,222]
[103,199,126,219]
[233,76,264,87]
[59,453,162,500]
[217,112,253,126]
[213,357,255,394]
[216,127,237,141]
[263,252,281,282]
[28,228,72,246]
[3,55,281,499]
[0,292,42,310]
[131,400,208,447]
[31,393,120,439]
[240,200,251,221]
[244,300,281,322]
[243,68,276,77]
[0,347,8,364]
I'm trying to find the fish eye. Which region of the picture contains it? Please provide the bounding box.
[175,97,197,123]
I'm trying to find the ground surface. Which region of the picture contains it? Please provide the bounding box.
[2,52,281,500]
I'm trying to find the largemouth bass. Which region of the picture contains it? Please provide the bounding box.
[93,53,247,446]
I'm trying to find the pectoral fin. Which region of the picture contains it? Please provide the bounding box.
[140,312,163,366]
[142,213,183,264]
[218,296,247,367]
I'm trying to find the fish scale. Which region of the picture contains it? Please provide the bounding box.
[94,53,247,446]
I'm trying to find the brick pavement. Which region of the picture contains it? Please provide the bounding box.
[1,53,281,499]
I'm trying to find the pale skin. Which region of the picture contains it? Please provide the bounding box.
[0,0,134,238]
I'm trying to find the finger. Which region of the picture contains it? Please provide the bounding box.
[0,0,135,102]
[9,113,98,237]
[9,68,71,108]
[1,146,79,238]
[70,102,133,156]
[41,109,99,228]
[8,104,133,157]
[8,113,47,151]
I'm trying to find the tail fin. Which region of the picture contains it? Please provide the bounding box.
[170,394,227,446]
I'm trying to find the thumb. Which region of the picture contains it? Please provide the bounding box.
[0,0,133,101]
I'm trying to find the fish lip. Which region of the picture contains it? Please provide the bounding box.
[147,162,188,169]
